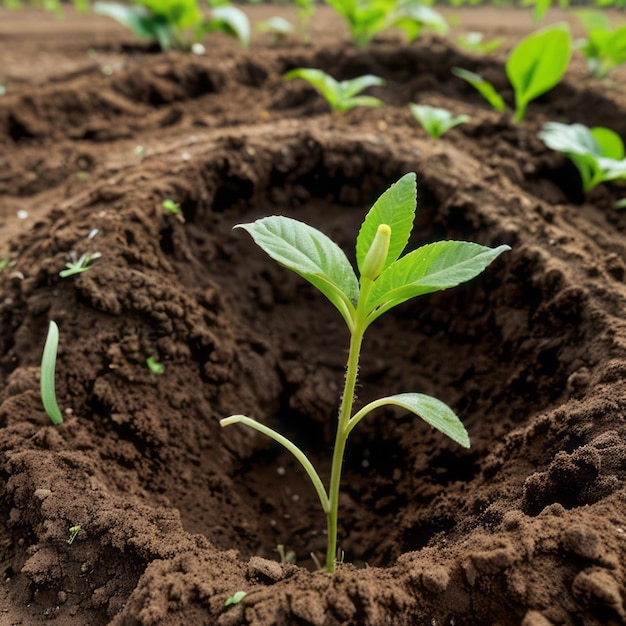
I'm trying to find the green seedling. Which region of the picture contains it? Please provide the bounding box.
[221,173,510,572]
[456,31,503,54]
[614,198,626,210]
[538,121,626,193]
[68,525,81,545]
[453,23,572,123]
[325,0,447,48]
[59,252,100,278]
[93,0,249,51]
[276,544,296,564]
[409,103,470,139]
[575,10,626,78]
[0,85,6,97]
[257,16,295,45]
[146,356,165,374]
[0,258,9,271]
[283,69,385,113]
[224,591,246,607]
[41,321,63,425]
[162,199,181,215]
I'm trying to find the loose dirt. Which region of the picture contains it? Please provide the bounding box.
[1,5,626,625]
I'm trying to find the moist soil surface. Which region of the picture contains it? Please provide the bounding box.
[2,5,626,625]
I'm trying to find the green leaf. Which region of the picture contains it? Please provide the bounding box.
[384,393,470,448]
[41,321,63,425]
[575,9,611,33]
[356,173,417,278]
[202,5,250,47]
[367,240,510,321]
[409,103,469,139]
[349,392,469,447]
[506,23,571,123]
[225,591,247,607]
[235,216,358,328]
[592,127,625,160]
[284,68,384,113]
[451,67,507,112]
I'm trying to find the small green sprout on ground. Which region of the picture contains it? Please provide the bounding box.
[326,0,448,48]
[283,69,385,113]
[257,16,295,46]
[146,356,165,374]
[221,173,510,572]
[162,199,181,215]
[59,252,100,278]
[452,23,572,123]
[0,258,9,271]
[409,103,470,139]
[276,544,296,564]
[575,10,626,78]
[68,525,81,545]
[224,591,246,607]
[538,121,626,193]
[456,31,503,54]
[94,0,250,51]
[41,321,63,425]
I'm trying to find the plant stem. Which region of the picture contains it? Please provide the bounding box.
[324,279,372,572]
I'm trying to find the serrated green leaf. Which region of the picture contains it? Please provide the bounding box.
[235,216,358,327]
[451,67,507,113]
[506,23,571,123]
[356,173,417,278]
[367,240,510,321]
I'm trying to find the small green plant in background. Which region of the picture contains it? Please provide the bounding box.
[538,122,626,193]
[283,68,385,113]
[68,525,82,545]
[409,103,470,139]
[224,590,246,607]
[146,356,165,374]
[257,16,295,45]
[456,31,503,54]
[221,173,510,572]
[41,321,63,425]
[59,252,100,278]
[325,0,448,48]
[162,199,181,215]
[93,0,250,51]
[575,10,626,78]
[453,23,572,123]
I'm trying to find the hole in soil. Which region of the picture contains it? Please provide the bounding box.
[132,138,596,572]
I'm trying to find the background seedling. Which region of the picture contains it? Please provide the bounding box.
[41,321,63,425]
[538,121,626,193]
[575,10,626,78]
[276,544,296,564]
[146,356,165,374]
[409,103,470,139]
[283,68,385,113]
[221,173,510,572]
[456,31,503,54]
[224,590,246,606]
[93,0,250,51]
[162,199,181,215]
[325,0,447,48]
[453,23,572,123]
[59,252,100,278]
[68,525,81,544]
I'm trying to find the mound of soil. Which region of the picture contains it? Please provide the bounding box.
[1,6,626,625]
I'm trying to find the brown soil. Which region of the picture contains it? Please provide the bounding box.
[2,4,626,625]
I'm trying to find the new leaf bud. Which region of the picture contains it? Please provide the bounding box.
[361,224,391,281]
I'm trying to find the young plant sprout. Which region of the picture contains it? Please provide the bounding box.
[409,103,470,139]
[221,173,510,572]
[68,525,81,545]
[456,31,503,54]
[453,23,572,123]
[224,591,246,607]
[283,69,385,113]
[538,122,626,193]
[41,321,63,425]
[146,356,165,374]
[575,10,626,78]
[162,199,181,215]
[59,252,100,278]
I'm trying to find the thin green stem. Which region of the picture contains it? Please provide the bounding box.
[220,415,330,514]
[324,278,373,572]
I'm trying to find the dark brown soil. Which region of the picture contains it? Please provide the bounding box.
[1,5,626,625]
